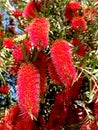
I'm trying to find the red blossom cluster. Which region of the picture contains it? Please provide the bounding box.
[64,1,98,57]
[3,38,14,49]
[0,85,10,94]
[23,1,41,19]
[0,0,98,130]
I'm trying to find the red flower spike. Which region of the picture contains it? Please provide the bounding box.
[23,1,41,19]
[48,58,63,86]
[12,9,22,17]
[0,105,20,129]
[0,105,38,130]
[3,38,14,49]
[14,115,37,130]
[54,92,65,107]
[17,63,40,120]
[51,39,77,87]
[34,52,48,95]
[71,39,87,57]
[71,39,82,45]
[94,102,98,120]
[29,17,50,50]
[0,122,10,130]
[12,45,24,63]
[64,1,81,21]
[23,39,32,52]
[76,45,87,57]
[48,92,67,129]
[71,76,83,99]
[5,105,19,128]
[0,85,10,94]
[71,17,87,33]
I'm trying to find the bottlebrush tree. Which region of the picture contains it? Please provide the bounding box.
[0,0,98,130]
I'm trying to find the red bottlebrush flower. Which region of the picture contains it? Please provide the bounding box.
[23,1,41,19]
[67,1,81,12]
[4,105,19,127]
[64,1,81,21]
[0,104,38,130]
[14,115,37,130]
[94,102,98,120]
[0,121,10,130]
[17,63,40,119]
[71,39,87,57]
[0,85,10,94]
[0,105,20,129]
[34,52,48,95]
[48,58,63,85]
[76,45,87,57]
[48,106,67,130]
[51,39,77,87]
[12,9,22,17]
[71,39,82,45]
[23,39,32,52]
[48,92,67,129]
[71,17,87,33]
[12,45,24,63]
[3,38,14,49]
[70,76,83,100]
[29,17,50,50]
[54,92,65,107]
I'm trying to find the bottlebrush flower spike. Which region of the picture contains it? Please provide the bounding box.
[51,39,77,87]
[17,63,40,120]
[0,105,20,129]
[14,114,38,130]
[48,92,67,129]
[3,38,14,49]
[71,76,83,99]
[5,105,19,126]
[76,45,87,57]
[71,39,82,45]
[64,1,81,21]
[23,1,41,19]
[48,58,63,85]
[34,52,48,95]
[12,45,24,63]
[0,122,10,130]
[71,17,87,33]
[29,17,50,50]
